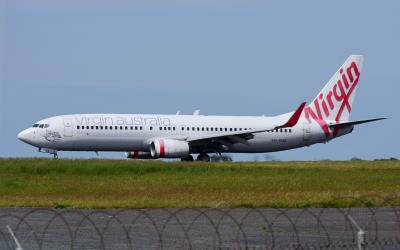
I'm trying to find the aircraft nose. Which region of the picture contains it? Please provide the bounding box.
[17,129,32,143]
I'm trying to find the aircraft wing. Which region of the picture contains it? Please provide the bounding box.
[186,102,306,148]
[328,118,387,129]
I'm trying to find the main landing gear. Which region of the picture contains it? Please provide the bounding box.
[181,155,194,162]
[196,153,210,162]
[181,154,211,162]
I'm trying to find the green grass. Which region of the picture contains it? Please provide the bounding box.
[0,158,399,208]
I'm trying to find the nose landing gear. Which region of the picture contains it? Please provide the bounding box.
[38,148,58,159]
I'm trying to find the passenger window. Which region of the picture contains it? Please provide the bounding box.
[201,127,204,131]
[140,126,143,130]
[150,126,153,130]
[86,126,89,129]
[130,126,133,130]
[91,126,94,130]
[124,126,127,130]
[168,127,171,131]
[197,127,200,131]
[234,128,237,131]
[77,126,80,129]
[114,126,118,130]
[284,129,287,133]
[187,127,190,131]
[229,128,232,131]
[211,128,213,131]
[239,128,242,131]
[220,128,223,131]
[173,127,176,131]
[100,126,103,130]
[33,124,39,127]
[159,127,162,131]
[110,126,113,130]
[105,126,108,130]
[192,127,195,131]
[95,126,99,130]
[181,127,185,131]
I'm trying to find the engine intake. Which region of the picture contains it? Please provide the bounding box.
[150,139,189,158]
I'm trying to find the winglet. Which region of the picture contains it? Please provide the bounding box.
[276,102,306,129]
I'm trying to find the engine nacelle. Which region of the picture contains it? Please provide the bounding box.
[125,151,152,159]
[150,139,189,158]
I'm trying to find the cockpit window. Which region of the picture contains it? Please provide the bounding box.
[35,124,50,128]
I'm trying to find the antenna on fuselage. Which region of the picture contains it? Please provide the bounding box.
[193,110,200,116]
[176,110,181,115]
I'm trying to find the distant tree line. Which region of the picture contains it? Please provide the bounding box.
[351,157,398,161]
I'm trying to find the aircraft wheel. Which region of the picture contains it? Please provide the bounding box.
[181,155,194,162]
[196,153,210,162]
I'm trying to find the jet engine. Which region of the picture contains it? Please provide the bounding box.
[150,139,190,158]
[125,151,153,159]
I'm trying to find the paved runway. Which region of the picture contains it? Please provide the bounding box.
[0,207,399,249]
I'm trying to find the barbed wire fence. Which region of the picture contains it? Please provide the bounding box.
[0,197,400,249]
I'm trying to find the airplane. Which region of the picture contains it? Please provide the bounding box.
[17,55,386,161]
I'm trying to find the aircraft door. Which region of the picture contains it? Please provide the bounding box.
[63,118,73,137]
[303,122,312,141]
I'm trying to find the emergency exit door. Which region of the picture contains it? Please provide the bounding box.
[63,118,73,137]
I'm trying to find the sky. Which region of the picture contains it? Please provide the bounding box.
[1,0,399,161]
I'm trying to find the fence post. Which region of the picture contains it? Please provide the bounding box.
[6,225,33,250]
[346,215,365,250]
[357,230,365,250]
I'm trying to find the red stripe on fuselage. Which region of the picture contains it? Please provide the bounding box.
[159,139,165,157]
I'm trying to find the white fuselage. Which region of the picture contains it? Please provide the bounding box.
[17,112,348,155]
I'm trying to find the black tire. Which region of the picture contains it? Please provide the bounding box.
[181,155,194,162]
[196,154,210,162]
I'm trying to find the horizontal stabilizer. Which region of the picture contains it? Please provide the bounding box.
[328,118,387,129]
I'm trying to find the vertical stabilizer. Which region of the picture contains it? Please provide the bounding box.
[303,55,364,137]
